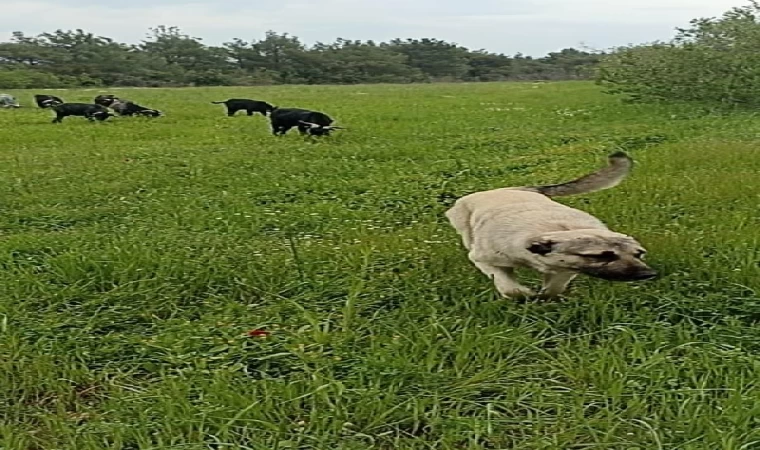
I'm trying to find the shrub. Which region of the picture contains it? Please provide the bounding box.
[597,1,760,106]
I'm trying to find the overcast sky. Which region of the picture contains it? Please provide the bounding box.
[2,0,743,55]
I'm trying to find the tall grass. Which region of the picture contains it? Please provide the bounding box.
[1,82,759,449]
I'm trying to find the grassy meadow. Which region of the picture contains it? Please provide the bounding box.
[1,82,759,449]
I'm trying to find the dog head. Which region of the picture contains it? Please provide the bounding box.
[299,121,345,136]
[138,109,162,117]
[93,111,115,121]
[526,229,656,282]
[97,95,119,107]
[41,99,62,107]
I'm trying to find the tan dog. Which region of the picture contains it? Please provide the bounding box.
[445,151,656,299]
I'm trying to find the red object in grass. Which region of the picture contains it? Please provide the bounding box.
[247,329,271,337]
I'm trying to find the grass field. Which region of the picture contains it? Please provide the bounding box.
[1,81,759,449]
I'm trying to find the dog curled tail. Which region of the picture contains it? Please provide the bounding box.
[523,151,633,198]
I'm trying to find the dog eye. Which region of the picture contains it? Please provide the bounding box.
[586,251,618,261]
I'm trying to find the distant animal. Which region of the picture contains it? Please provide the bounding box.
[445,152,656,300]
[94,94,120,107]
[52,103,114,123]
[269,107,343,136]
[212,98,274,117]
[0,94,20,108]
[110,100,162,117]
[34,94,64,108]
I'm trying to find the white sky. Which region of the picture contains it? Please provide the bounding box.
[1,0,744,55]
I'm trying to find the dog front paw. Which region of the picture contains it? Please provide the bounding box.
[537,290,566,301]
[498,286,535,299]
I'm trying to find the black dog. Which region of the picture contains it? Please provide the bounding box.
[52,103,114,123]
[34,94,64,108]
[94,94,120,107]
[212,99,274,117]
[110,100,162,117]
[269,107,343,136]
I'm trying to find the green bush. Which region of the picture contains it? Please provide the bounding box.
[597,1,760,106]
[0,68,73,89]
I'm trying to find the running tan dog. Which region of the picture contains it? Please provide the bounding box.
[445,151,656,299]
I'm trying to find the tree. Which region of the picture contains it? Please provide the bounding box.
[223,38,266,71]
[597,1,760,105]
[314,39,424,84]
[0,32,53,66]
[539,48,602,79]
[141,26,232,85]
[388,38,471,80]
[251,31,317,83]
[465,50,513,81]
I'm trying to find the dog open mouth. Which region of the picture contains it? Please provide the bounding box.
[581,268,658,282]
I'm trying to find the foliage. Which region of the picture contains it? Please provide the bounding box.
[597,1,760,105]
[1,82,759,448]
[0,27,602,88]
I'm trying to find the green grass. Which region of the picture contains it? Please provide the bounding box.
[1,82,759,449]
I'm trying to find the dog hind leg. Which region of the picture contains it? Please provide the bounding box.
[445,204,474,251]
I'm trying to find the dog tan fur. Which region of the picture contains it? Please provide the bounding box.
[445,152,656,299]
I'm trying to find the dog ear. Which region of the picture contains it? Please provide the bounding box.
[527,240,554,256]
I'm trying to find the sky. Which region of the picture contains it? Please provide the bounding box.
[1,0,744,55]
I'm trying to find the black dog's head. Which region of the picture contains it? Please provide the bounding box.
[299,121,345,137]
[95,95,120,107]
[40,99,63,108]
[93,111,115,121]
[138,109,162,117]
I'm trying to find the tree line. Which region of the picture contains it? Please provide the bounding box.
[0,26,602,88]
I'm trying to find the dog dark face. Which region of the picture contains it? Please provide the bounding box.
[307,127,332,136]
[138,109,162,117]
[93,111,114,121]
[299,121,343,137]
[527,230,657,282]
[97,96,119,107]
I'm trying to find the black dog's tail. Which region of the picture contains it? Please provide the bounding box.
[211,101,226,104]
